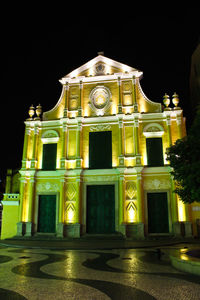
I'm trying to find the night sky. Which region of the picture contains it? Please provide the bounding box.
[3,13,199,182]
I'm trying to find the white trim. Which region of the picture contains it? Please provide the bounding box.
[137,80,162,112]
[143,131,164,138]
[143,122,164,132]
[2,201,19,206]
[61,55,141,80]
[41,137,59,144]
[41,129,60,144]
[43,86,65,120]
[143,123,164,137]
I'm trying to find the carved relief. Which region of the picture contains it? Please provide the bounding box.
[65,202,75,213]
[36,182,59,192]
[146,126,160,132]
[125,181,136,200]
[65,182,77,222]
[126,201,137,212]
[42,130,59,139]
[95,63,106,75]
[90,124,111,132]
[143,178,171,190]
[66,182,77,201]
[83,175,117,182]
[89,86,112,116]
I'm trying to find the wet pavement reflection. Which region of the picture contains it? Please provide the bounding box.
[0,246,199,299]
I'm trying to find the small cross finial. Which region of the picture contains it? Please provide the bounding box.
[97,51,104,56]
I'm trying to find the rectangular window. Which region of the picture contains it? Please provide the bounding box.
[42,143,57,170]
[89,131,112,169]
[146,138,164,167]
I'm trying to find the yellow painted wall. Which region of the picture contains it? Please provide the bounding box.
[1,205,18,239]
[124,126,134,156]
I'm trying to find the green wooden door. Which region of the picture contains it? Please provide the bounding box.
[147,192,169,234]
[87,185,115,234]
[89,131,112,169]
[38,195,56,233]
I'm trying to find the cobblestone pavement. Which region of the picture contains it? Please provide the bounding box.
[0,246,199,299]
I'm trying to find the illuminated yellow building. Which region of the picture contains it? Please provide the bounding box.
[2,53,200,239]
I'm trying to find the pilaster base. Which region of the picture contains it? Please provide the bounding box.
[65,223,80,238]
[56,223,64,237]
[60,158,66,169]
[30,159,37,169]
[172,222,182,237]
[126,223,145,239]
[119,223,126,236]
[16,222,26,236]
[24,222,33,237]
[135,155,142,166]
[76,158,82,169]
[183,221,193,238]
[118,155,124,166]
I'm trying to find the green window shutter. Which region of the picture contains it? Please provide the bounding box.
[89,131,112,169]
[146,138,164,167]
[42,143,57,170]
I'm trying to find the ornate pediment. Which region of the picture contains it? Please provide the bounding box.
[60,55,141,82]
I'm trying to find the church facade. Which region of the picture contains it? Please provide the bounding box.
[2,54,200,239]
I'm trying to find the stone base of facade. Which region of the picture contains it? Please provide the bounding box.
[173,221,193,237]
[64,223,81,238]
[126,223,145,239]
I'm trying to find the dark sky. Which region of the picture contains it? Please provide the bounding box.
[3,13,199,180]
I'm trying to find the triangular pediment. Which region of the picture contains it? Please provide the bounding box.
[61,55,140,80]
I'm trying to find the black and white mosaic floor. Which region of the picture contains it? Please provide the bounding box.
[0,246,199,299]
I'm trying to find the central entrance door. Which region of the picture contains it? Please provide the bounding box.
[86,185,115,234]
[38,195,56,233]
